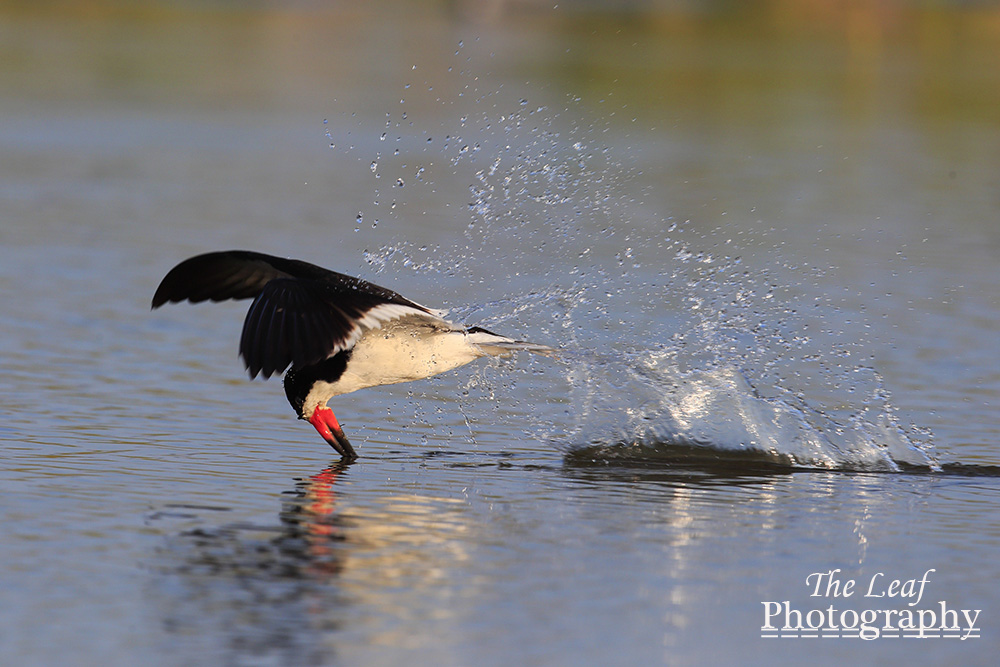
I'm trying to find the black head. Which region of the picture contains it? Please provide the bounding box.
[283,350,352,417]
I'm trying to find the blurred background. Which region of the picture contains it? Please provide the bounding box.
[4,0,998,453]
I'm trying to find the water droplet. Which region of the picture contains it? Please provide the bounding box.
[396,178,404,187]
[370,161,378,172]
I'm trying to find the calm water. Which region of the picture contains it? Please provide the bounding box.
[2,2,999,665]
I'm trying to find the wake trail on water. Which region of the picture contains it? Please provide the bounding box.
[546,345,937,472]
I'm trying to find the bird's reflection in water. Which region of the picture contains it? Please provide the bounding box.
[277,463,351,579]
[151,462,353,664]
[152,460,475,664]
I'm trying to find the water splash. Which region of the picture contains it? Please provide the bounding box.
[547,347,935,471]
[442,99,937,471]
[334,89,939,471]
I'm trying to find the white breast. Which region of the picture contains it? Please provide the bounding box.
[307,319,487,405]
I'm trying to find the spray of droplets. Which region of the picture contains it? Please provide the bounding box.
[318,43,938,471]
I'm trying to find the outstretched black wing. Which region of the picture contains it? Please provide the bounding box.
[152,250,444,378]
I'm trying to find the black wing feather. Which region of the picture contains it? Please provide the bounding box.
[152,250,426,309]
[240,279,381,378]
[152,251,293,307]
[153,250,437,379]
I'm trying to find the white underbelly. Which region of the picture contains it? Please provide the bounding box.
[327,324,485,396]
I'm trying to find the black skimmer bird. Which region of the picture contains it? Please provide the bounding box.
[152,250,551,460]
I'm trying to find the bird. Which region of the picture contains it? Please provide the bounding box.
[151,250,552,460]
